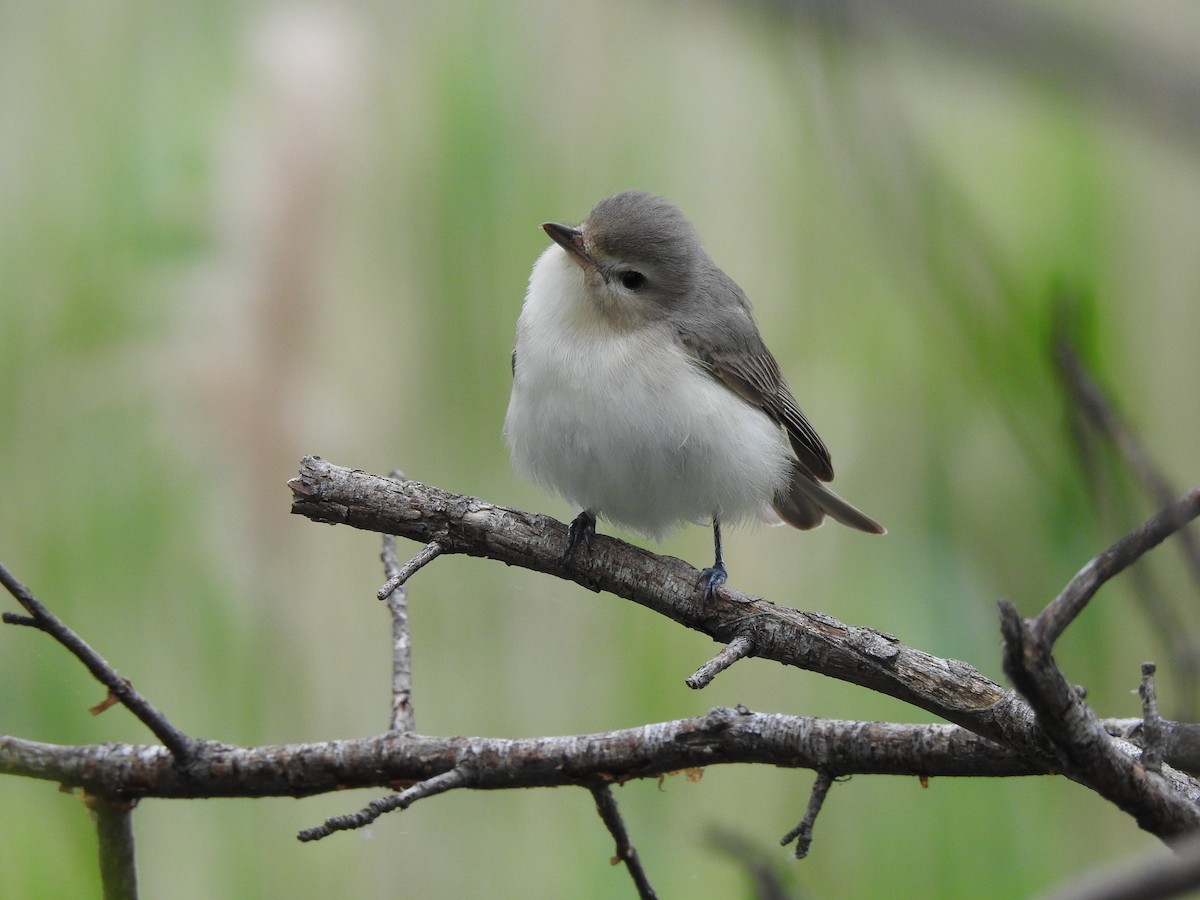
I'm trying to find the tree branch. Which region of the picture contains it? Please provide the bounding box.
[0,710,1051,800]
[290,460,1200,841]
[289,460,1200,758]
[288,457,1046,758]
[298,765,473,842]
[0,564,196,762]
[1002,603,1200,838]
[378,539,444,602]
[1054,338,1200,592]
[686,634,755,689]
[1053,335,1200,721]
[4,450,1197,892]
[87,793,139,900]
[998,488,1200,841]
[1140,663,1165,776]
[1032,488,1200,648]
[380,528,416,734]
[590,783,657,899]
[780,769,836,860]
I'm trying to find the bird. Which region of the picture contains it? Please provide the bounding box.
[503,190,883,599]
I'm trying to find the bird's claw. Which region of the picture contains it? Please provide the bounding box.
[698,563,728,602]
[564,511,597,562]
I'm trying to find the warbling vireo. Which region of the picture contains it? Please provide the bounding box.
[503,191,883,598]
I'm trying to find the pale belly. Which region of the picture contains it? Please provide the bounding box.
[504,324,791,538]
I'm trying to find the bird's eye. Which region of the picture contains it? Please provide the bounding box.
[619,270,646,290]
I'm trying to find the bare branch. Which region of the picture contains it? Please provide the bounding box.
[590,784,657,899]
[0,710,1052,801]
[378,540,444,601]
[1054,338,1200,591]
[1032,488,1200,648]
[289,458,1046,758]
[1001,602,1200,839]
[1053,337,1200,716]
[1124,562,1200,721]
[686,635,755,689]
[781,769,836,859]
[380,531,415,734]
[298,765,472,842]
[289,459,1200,788]
[1163,725,1200,780]
[0,564,196,762]
[87,794,139,900]
[1140,664,1165,776]
[1106,719,1200,781]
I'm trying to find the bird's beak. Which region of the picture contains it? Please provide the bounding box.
[542,222,594,270]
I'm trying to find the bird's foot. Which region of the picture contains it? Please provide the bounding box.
[564,511,597,562]
[698,563,728,602]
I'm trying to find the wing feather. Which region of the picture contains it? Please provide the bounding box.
[682,334,834,482]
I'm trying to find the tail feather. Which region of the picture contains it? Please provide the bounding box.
[773,463,885,535]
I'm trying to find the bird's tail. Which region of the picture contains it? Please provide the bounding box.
[773,463,886,534]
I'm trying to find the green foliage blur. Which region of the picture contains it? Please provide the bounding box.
[3,2,1199,897]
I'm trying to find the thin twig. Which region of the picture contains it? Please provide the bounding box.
[1032,488,1200,648]
[686,635,755,689]
[1140,663,1164,775]
[87,794,139,900]
[1054,336,1200,718]
[1126,559,1200,721]
[297,765,471,842]
[378,540,444,601]
[381,522,415,733]
[1055,339,1200,591]
[590,784,657,900]
[781,769,836,859]
[0,564,196,762]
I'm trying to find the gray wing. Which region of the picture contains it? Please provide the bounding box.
[678,267,834,482]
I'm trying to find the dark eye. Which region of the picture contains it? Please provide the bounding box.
[619,270,646,290]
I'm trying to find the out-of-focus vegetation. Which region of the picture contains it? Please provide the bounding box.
[3,1,1199,896]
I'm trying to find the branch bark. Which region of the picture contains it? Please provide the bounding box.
[380,530,416,734]
[1032,488,1200,648]
[3,459,1198,894]
[288,459,1200,843]
[0,710,1046,801]
[288,457,1041,754]
[1002,604,1200,838]
[590,784,657,899]
[291,460,1200,760]
[0,564,196,762]
[89,793,138,900]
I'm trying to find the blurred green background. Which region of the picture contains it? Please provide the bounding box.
[3,1,1200,896]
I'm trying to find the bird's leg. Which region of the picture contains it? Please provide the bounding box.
[698,517,728,601]
[564,510,597,561]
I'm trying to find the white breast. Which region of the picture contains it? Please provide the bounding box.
[503,246,791,539]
